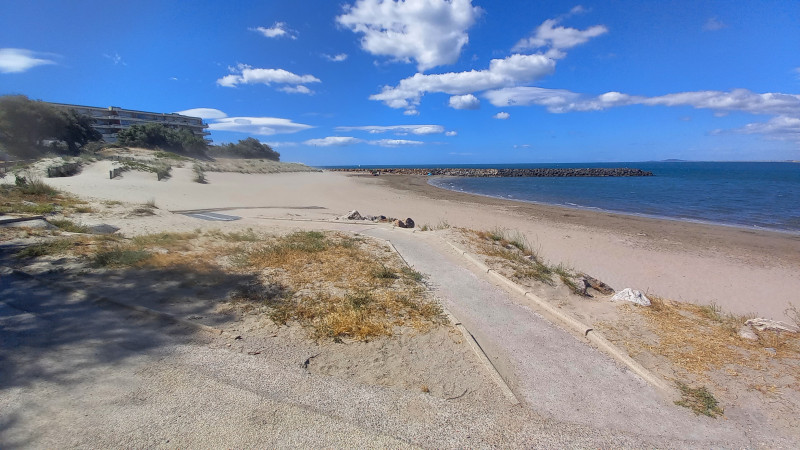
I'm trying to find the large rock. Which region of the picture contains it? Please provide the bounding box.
[392,218,416,229]
[611,288,651,306]
[403,217,415,228]
[340,210,363,221]
[745,318,798,333]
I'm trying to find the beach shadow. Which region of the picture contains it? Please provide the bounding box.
[0,261,271,392]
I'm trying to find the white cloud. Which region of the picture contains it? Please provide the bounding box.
[337,0,482,71]
[445,130,457,136]
[305,136,364,146]
[217,64,320,89]
[485,87,800,118]
[703,17,726,31]
[323,53,348,62]
[300,136,425,147]
[264,141,299,148]
[494,112,510,119]
[514,144,532,149]
[403,109,420,116]
[448,94,480,110]
[251,22,297,39]
[0,48,55,73]
[280,85,313,95]
[208,116,313,135]
[730,116,800,142]
[370,139,424,147]
[176,108,228,119]
[371,53,556,109]
[513,18,607,52]
[335,124,446,135]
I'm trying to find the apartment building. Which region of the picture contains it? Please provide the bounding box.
[48,102,210,143]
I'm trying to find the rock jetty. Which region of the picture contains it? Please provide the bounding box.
[331,167,653,177]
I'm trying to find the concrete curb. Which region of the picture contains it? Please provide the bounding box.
[0,215,46,225]
[11,268,228,337]
[443,239,672,396]
[375,235,520,406]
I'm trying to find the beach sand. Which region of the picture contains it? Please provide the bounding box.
[39,163,800,321]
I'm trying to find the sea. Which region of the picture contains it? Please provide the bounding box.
[328,162,800,233]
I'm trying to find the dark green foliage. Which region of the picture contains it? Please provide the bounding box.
[116,123,207,153]
[94,249,152,267]
[0,95,101,158]
[675,382,723,417]
[209,137,280,161]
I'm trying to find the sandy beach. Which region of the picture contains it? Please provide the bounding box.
[37,162,799,321]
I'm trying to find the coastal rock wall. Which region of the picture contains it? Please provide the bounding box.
[331,167,654,177]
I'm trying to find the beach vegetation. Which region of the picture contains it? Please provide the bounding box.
[0,180,88,215]
[192,163,207,183]
[675,382,723,417]
[786,303,800,329]
[116,123,207,154]
[49,218,89,233]
[208,137,280,161]
[15,238,75,258]
[94,248,152,267]
[0,95,101,158]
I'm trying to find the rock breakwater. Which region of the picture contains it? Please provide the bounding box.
[331,167,654,177]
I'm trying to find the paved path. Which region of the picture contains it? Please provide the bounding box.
[355,226,747,443]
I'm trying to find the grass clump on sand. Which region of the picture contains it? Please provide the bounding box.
[241,231,444,340]
[94,249,152,267]
[675,382,723,417]
[471,228,554,285]
[49,219,89,233]
[16,239,75,258]
[1,180,88,216]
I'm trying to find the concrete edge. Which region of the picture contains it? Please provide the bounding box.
[376,236,520,406]
[0,215,46,225]
[442,239,673,397]
[11,268,228,337]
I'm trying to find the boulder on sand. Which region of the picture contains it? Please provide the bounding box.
[340,210,363,221]
[393,218,416,229]
[745,318,799,333]
[611,288,651,306]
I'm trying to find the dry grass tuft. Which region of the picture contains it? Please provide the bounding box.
[633,295,799,374]
[241,231,444,340]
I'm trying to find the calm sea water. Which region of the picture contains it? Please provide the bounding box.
[330,162,800,233]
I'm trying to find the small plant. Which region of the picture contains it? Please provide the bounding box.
[144,198,157,209]
[16,239,74,258]
[155,165,172,181]
[49,219,89,233]
[373,264,399,280]
[698,302,724,322]
[192,163,207,183]
[675,381,723,417]
[94,249,151,267]
[401,266,425,282]
[17,175,58,196]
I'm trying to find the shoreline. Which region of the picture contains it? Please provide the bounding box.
[361,173,800,261]
[427,175,800,237]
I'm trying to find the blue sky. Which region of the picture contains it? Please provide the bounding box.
[1,0,799,165]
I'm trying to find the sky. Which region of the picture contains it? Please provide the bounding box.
[1,0,799,165]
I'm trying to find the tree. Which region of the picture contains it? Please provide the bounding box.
[0,95,102,158]
[117,123,207,153]
[210,137,280,160]
[58,109,101,155]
